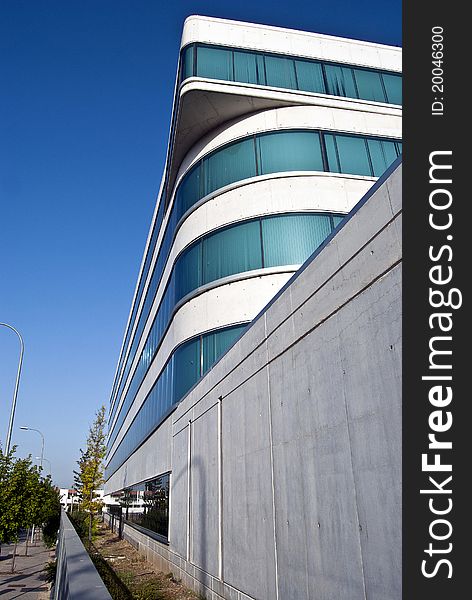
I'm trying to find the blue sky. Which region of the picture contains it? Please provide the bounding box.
[0,0,401,488]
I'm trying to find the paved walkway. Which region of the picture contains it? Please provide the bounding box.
[0,530,53,599]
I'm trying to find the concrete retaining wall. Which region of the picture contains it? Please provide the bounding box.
[106,161,402,600]
[54,511,112,600]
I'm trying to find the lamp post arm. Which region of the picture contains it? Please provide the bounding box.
[29,429,45,468]
[0,323,24,454]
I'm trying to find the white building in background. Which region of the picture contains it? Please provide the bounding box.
[59,488,120,511]
[104,16,402,600]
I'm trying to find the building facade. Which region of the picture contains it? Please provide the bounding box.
[105,16,402,599]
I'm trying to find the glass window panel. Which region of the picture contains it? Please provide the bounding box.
[383,140,400,165]
[262,214,332,267]
[166,275,176,315]
[173,338,200,402]
[174,242,202,302]
[382,73,402,105]
[367,139,399,177]
[324,64,358,98]
[175,163,202,220]
[334,135,372,176]
[202,325,246,374]
[324,134,340,173]
[181,45,194,80]
[294,59,326,93]
[233,50,258,85]
[163,357,174,412]
[158,376,170,418]
[353,69,386,102]
[264,55,297,89]
[333,215,345,228]
[257,131,323,175]
[123,473,170,540]
[255,54,266,85]
[196,45,233,81]
[202,220,262,284]
[204,138,256,195]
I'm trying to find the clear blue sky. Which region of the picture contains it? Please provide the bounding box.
[0,0,401,488]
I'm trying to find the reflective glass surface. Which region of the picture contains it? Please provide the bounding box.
[182,43,402,106]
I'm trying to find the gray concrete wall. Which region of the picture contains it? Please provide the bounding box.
[107,161,402,600]
[54,511,112,600]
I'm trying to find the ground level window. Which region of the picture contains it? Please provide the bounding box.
[119,472,170,542]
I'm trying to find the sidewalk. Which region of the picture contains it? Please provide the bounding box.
[0,530,53,599]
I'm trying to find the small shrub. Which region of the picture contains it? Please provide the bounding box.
[69,509,101,541]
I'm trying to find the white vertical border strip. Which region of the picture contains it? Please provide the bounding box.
[186,419,192,562]
[217,395,224,581]
[265,318,280,600]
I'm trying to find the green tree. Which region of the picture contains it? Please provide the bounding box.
[40,479,62,547]
[0,446,60,571]
[0,446,23,548]
[73,405,107,542]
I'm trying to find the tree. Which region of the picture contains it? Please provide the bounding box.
[0,446,60,571]
[40,479,62,547]
[73,405,107,542]
[0,446,24,549]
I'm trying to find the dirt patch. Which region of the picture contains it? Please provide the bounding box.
[92,521,200,600]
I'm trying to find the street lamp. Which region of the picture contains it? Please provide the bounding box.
[20,426,44,467]
[0,323,24,454]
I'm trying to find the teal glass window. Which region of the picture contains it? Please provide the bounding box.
[382,73,402,105]
[184,44,402,106]
[294,59,326,94]
[324,133,340,173]
[324,65,358,98]
[367,139,399,177]
[202,325,245,374]
[262,214,332,267]
[175,242,202,302]
[160,358,173,414]
[353,69,386,102]
[203,138,257,195]
[176,164,202,219]
[264,55,297,90]
[257,131,324,174]
[333,215,345,228]
[105,324,250,479]
[182,45,194,80]
[202,220,262,284]
[233,50,265,85]
[326,134,372,176]
[196,46,233,80]
[173,338,200,402]
[336,135,371,176]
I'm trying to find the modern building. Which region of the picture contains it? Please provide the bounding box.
[104,16,402,600]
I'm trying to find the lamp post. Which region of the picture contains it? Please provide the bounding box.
[20,427,45,547]
[20,426,44,468]
[0,323,24,454]
[19,428,45,547]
